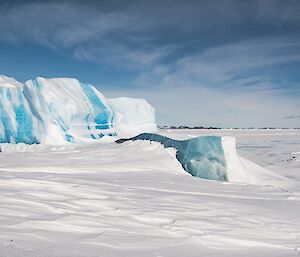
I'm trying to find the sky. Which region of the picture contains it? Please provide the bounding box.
[0,0,300,127]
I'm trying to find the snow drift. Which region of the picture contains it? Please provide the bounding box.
[0,75,157,144]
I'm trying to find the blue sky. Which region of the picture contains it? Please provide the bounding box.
[0,0,300,127]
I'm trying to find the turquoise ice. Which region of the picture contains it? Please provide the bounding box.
[0,77,114,143]
[0,87,39,144]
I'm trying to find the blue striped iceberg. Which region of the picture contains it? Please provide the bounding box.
[0,75,156,144]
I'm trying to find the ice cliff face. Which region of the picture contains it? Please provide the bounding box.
[0,75,156,144]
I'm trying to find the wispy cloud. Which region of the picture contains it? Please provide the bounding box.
[0,1,174,68]
[1,0,300,68]
[136,38,300,94]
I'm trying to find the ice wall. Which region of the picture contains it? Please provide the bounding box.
[23,77,114,144]
[0,75,157,144]
[0,76,40,144]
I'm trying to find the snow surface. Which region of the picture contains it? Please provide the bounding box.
[0,129,300,257]
[0,76,157,144]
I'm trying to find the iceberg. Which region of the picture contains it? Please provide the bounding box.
[0,75,157,144]
[116,133,227,181]
[116,133,285,184]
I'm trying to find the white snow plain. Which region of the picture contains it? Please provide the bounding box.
[0,129,300,257]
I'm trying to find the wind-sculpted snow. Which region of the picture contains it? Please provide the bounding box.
[0,75,156,144]
[116,133,228,181]
[0,130,299,257]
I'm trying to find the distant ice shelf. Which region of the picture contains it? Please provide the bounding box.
[0,75,157,144]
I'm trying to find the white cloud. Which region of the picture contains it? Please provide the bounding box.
[135,38,300,94]
[0,2,169,68]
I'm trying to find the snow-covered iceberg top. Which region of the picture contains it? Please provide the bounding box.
[0,75,157,144]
